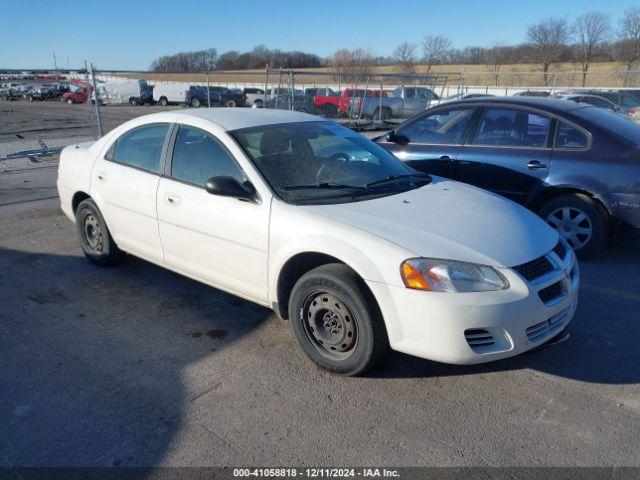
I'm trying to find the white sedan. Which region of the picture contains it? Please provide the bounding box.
[57,109,579,375]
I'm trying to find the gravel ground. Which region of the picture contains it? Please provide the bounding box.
[1,154,640,468]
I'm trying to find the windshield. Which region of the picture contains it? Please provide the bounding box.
[231,121,430,204]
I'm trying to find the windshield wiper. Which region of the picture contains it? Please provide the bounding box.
[365,173,430,188]
[282,182,366,191]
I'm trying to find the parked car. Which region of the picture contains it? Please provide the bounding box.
[304,87,337,98]
[243,87,265,107]
[440,93,494,103]
[262,94,318,114]
[97,79,153,105]
[513,90,551,97]
[153,82,188,106]
[24,84,59,101]
[376,96,640,256]
[247,87,304,108]
[582,90,640,120]
[206,86,245,107]
[552,93,632,119]
[360,86,440,120]
[185,86,222,108]
[56,109,577,376]
[313,88,387,118]
[62,89,89,104]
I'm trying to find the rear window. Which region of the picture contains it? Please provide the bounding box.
[573,106,640,147]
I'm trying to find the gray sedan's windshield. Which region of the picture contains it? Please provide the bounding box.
[231,121,430,204]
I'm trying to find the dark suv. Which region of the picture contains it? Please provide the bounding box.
[376,96,640,257]
[185,86,222,108]
[206,86,245,108]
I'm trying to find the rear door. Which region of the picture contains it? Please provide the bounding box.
[454,106,552,204]
[378,106,476,178]
[91,123,171,263]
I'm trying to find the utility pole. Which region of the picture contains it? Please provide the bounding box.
[53,52,57,71]
[89,63,103,138]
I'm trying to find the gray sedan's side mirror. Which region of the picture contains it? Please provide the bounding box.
[386,131,409,146]
[205,176,258,203]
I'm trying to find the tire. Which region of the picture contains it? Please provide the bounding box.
[373,107,392,121]
[225,99,237,108]
[159,96,168,106]
[191,97,201,108]
[539,193,609,258]
[129,97,138,106]
[322,104,338,118]
[253,99,263,108]
[288,263,389,376]
[66,98,73,104]
[27,95,34,102]
[75,199,125,267]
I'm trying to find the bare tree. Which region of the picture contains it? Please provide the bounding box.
[574,12,611,86]
[422,35,451,72]
[349,48,375,83]
[527,17,569,85]
[327,48,374,87]
[327,49,353,88]
[393,42,418,73]
[484,45,508,86]
[618,7,640,85]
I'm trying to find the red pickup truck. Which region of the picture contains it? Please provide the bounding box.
[313,88,388,117]
[61,81,92,104]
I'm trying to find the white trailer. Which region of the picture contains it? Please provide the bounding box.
[97,79,147,105]
[153,82,188,106]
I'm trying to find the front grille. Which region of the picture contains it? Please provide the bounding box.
[464,329,495,351]
[526,308,570,342]
[553,241,567,260]
[538,281,563,303]
[513,256,554,281]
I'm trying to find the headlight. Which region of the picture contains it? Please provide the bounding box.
[400,258,509,292]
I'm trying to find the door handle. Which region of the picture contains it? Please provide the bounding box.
[96,172,107,181]
[165,193,182,206]
[526,160,548,170]
[439,155,454,162]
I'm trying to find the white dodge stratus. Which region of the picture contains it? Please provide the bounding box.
[57,109,579,375]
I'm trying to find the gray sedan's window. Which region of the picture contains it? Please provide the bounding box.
[555,122,588,149]
[108,123,169,172]
[171,126,245,186]
[399,108,473,144]
[473,108,550,147]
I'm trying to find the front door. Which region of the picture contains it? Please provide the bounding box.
[379,106,476,179]
[454,106,552,204]
[156,125,270,302]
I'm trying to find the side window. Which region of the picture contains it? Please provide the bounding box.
[473,108,550,147]
[555,122,589,149]
[106,123,169,172]
[171,126,246,186]
[398,108,474,144]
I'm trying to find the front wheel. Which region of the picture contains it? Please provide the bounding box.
[321,104,338,118]
[159,97,168,106]
[288,264,388,376]
[225,99,237,108]
[539,193,609,258]
[65,98,73,104]
[75,199,125,267]
[191,97,201,108]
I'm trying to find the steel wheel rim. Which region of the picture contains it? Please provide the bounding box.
[546,206,593,250]
[82,212,104,253]
[301,291,357,360]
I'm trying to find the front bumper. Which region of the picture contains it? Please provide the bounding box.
[368,246,579,365]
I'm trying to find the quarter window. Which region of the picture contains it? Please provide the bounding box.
[398,108,474,144]
[107,123,169,172]
[171,126,246,186]
[555,122,589,149]
[472,108,550,147]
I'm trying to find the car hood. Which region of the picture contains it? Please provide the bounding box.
[303,177,558,268]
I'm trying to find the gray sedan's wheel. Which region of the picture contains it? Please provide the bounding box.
[288,263,388,376]
[76,199,125,267]
[539,193,609,258]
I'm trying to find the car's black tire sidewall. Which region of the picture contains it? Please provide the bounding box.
[539,193,609,258]
[75,199,124,267]
[226,99,237,108]
[288,264,388,376]
[159,97,168,106]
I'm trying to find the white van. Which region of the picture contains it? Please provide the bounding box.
[153,82,188,106]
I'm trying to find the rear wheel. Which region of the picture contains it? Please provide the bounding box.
[253,99,263,108]
[539,193,609,258]
[159,96,168,106]
[191,97,201,108]
[226,99,237,108]
[288,263,388,376]
[129,97,138,106]
[322,104,338,118]
[65,98,73,104]
[373,107,392,121]
[75,199,125,267]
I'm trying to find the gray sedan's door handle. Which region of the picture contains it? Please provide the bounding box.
[526,160,548,170]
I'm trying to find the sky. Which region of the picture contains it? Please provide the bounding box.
[0,0,637,70]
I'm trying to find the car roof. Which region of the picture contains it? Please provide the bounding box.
[452,96,591,114]
[144,108,321,131]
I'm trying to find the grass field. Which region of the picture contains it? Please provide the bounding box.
[116,61,640,88]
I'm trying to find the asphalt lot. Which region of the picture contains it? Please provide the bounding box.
[1,102,640,468]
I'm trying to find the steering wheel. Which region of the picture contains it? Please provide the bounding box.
[315,153,348,183]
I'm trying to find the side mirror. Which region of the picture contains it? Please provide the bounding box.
[385,131,409,146]
[205,176,258,203]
